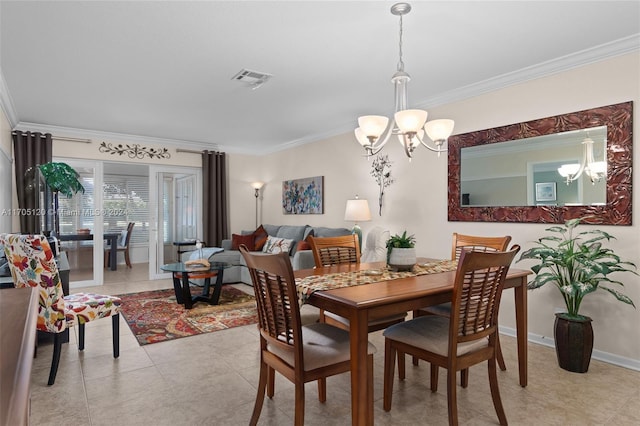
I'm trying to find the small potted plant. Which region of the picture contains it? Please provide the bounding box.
[518,217,637,373]
[386,231,416,272]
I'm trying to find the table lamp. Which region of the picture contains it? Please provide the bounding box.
[344,196,371,251]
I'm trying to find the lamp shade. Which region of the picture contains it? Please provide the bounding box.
[354,128,369,146]
[344,199,372,222]
[588,161,607,174]
[558,164,580,178]
[251,182,264,190]
[358,115,389,138]
[394,109,428,133]
[424,119,455,141]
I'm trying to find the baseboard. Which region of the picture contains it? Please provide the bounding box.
[499,325,640,372]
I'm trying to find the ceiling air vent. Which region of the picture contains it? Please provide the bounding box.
[231,68,273,90]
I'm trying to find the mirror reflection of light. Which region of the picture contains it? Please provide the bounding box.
[557,137,607,185]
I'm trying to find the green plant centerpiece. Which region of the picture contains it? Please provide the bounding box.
[518,217,637,372]
[386,231,416,272]
[37,162,85,236]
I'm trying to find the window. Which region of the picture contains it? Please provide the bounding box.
[58,174,95,238]
[103,175,149,245]
[58,172,149,245]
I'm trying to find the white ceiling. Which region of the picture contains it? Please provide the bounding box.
[1,1,639,155]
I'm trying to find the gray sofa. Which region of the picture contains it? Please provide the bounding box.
[211,224,351,285]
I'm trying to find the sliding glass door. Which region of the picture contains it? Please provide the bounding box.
[55,159,104,287]
[149,165,202,279]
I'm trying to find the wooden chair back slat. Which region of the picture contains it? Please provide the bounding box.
[240,246,302,359]
[451,233,511,261]
[451,246,520,343]
[309,235,360,267]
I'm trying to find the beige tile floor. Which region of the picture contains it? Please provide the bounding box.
[29,266,640,425]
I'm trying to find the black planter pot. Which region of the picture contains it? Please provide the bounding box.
[554,313,594,373]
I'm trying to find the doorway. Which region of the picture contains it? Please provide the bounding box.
[149,166,202,279]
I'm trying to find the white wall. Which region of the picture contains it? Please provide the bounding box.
[0,107,12,232]
[227,52,640,365]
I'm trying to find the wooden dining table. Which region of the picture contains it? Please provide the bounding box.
[294,258,531,426]
[58,233,121,271]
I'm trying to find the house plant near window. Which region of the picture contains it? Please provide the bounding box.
[37,162,84,236]
[518,217,637,373]
[386,231,416,272]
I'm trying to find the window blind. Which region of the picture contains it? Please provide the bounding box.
[103,175,149,245]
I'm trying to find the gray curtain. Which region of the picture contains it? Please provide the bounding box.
[12,131,53,233]
[202,151,228,246]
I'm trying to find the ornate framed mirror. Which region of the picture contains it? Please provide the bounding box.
[448,101,633,225]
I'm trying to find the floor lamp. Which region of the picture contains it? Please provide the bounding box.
[344,196,371,251]
[251,182,264,229]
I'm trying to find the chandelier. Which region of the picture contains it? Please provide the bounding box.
[557,136,607,184]
[354,3,454,160]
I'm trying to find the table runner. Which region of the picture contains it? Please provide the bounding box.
[296,259,458,305]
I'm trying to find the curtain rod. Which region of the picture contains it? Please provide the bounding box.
[176,148,202,154]
[52,136,92,143]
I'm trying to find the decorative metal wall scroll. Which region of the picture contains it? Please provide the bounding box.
[99,142,171,159]
[370,155,394,216]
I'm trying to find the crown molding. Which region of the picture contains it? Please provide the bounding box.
[413,34,640,110]
[0,68,19,127]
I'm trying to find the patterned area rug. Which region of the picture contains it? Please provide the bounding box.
[117,286,258,345]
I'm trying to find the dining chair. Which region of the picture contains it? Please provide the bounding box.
[239,245,376,426]
[413,233,512,381]
[308,234,407,332]
[383,245,520,426]
[105,221,134,268]
[0,233,121,385]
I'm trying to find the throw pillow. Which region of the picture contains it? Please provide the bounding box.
[253,225,269,251]
[231,233,255,251]
[296,241,311,251]
[262,236,294,254]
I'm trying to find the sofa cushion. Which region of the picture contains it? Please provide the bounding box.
[276,225,310,255]
[210,249,240,264]
[276,225,307,241]
[313,227,352,237]
[231,233,255,251]
[262,236,294,254]
[262,224,281,237]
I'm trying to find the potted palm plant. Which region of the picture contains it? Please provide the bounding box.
[37,162,84,236]
[386,231,416,272]
[518,217,637,372]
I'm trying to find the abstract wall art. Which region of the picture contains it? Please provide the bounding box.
[282,176,324,214]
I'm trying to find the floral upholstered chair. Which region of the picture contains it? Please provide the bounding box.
[0,233,122,385]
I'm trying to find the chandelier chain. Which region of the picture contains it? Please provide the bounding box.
[397,15,404,71]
